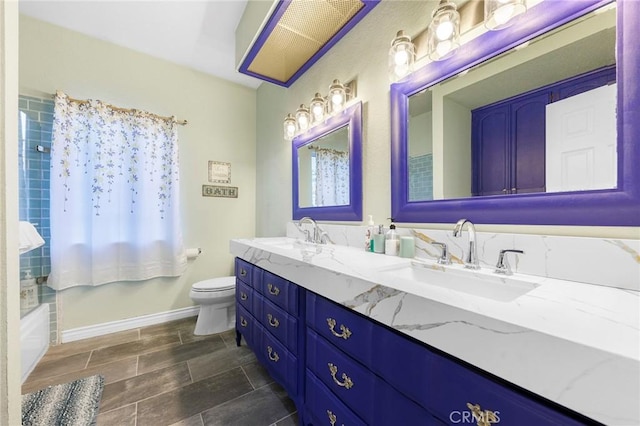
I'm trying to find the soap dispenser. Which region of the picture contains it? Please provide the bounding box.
[384,219,400,256]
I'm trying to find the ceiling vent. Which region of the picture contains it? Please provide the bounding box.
[238,0,380,87]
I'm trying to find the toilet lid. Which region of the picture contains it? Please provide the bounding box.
[192,276,235,292]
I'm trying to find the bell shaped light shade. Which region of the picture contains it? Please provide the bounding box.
[328,79,347,113]
[389,30,416,82]
[485,0,527,30]
[310,93,326,124]
[295,104,310,132]
[283,113,296,140]
[426,0,461,61]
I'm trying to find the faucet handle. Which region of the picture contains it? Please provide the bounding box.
[430,242,451,265]
[495,249,524,275]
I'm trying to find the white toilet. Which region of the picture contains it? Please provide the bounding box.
[190,276,236,335]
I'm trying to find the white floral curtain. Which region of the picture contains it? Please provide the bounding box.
[315,148,350,206]
[48,91,186,289]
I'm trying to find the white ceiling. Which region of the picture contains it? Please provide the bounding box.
[19,0,263,89]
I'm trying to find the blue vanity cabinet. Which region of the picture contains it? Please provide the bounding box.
[236,258,597,425]
[235,260,306,419]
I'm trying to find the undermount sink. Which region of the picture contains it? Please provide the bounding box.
[378,261,541,302]
[256,237,325,252]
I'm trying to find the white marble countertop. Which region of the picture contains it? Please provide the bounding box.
[230,236,640,425]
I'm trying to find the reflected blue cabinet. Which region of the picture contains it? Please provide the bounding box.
[472,65,615,197]
[235,258,597,425]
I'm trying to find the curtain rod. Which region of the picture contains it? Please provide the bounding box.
[55,91,188,126]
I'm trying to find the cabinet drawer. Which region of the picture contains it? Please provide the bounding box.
[236,279,254,313]
[259,296,298,354]
[428,355,589,426]
[306,292,375,365]
[307,329,440,425]
[304,370,366,426]
[258,325,298,396]
[235,257,253,286]
[235,304,255,349]
[261,270,298,314]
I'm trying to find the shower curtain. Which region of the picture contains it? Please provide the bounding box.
[48,91,186,289]
[315,148,349,206]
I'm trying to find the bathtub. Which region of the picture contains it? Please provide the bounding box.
[21,304,49,383]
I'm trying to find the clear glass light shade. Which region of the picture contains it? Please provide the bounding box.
[295,104,310,132]
[283,114,296,140]
[310,93,326,124]
[427,1,460,61]
[389,30,416,82]
[485,0,527,30]
[328,79,346,113]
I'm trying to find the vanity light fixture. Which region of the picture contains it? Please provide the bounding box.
[283,79,356,140]
[328,79,347,113]
[389,30,416,82]
[310,93,326,124]
[484,0,527,30]
[295,104,311,132]
[283,114,296,141]
[427,0,461,61]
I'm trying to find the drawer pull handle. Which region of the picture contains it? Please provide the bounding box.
[267,346,279,362]
[240,269,247,277]
[328,363,354,389]
[466,403,498,426]
[327,410,337,426]
[240,317,248,327]
[327,410,345,426]
[267,283,280,296]
[240,292,248,301]
[267,314,280,328]
[326,318,352,340]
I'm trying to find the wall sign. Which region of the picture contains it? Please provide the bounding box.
[208,161,231,183]
[202,185,238,198]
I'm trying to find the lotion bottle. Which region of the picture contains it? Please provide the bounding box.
[384,220,400,256]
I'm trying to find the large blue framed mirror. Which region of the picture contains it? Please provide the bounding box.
[293,101,362,221]
[391,0,639,226]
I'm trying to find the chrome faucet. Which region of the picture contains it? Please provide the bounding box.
[430,242,451,265]
[297,216,321,243]
[452,219,480,269]
[495,249,524,275]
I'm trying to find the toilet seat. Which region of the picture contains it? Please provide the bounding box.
[191,276,235,292]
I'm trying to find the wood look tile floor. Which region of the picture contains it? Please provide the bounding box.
[22,317,299,426]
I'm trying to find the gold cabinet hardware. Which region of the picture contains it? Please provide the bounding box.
[327,410,337,426]
[267,346,279,362]
[240,269,247,277]
[267,313,280,328]
[240,292,248,301]
[328,363,354,389]
[240,317,247,327]
[467,403,498,426]
[327,410,345,426]
[267,283,280,296]
[326,318,352,340]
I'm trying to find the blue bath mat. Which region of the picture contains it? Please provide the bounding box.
[22,374,104,426]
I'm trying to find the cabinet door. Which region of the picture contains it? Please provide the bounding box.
[511,91,548,194]
[472,104,510,196]
[556,65,615,100]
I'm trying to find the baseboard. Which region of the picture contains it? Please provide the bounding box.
[61,306,200,343]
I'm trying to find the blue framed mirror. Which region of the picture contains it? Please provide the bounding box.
[293,101,363,221]
[391,0,639,226]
